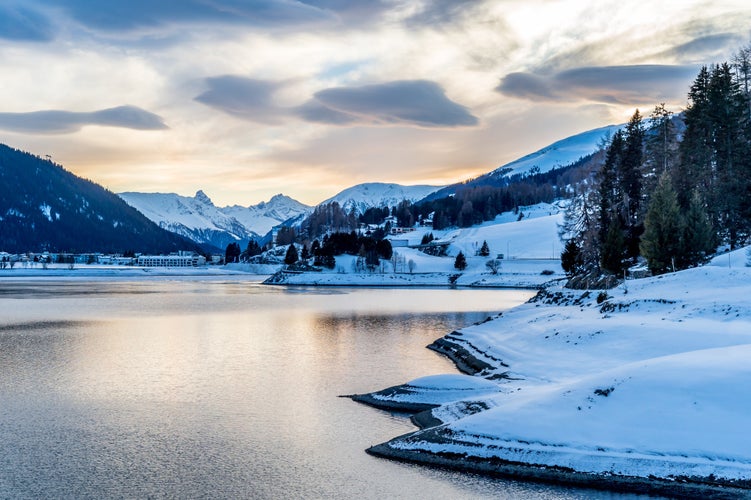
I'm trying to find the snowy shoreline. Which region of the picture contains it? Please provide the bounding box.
[0,263,276,281]
[352,249,751,498]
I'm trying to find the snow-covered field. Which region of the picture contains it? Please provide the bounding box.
[269,202,566,288]
[360,247,751,494]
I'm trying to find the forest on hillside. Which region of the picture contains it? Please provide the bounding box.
[561,44,751,281]
[0,145,197,253]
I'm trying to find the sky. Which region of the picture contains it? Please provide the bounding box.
[0,1,749,207]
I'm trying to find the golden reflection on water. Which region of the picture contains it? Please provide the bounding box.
[1,281,556,499]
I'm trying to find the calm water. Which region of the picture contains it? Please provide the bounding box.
[0,278,650,499]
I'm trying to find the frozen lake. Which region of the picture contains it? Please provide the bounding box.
[0,278,649,498]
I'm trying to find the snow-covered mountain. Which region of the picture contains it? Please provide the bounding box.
[320,182,441,215]
[118,190,311,250]
[221,194,311,236]
[119,124,621,250]
[424,124,623,202]
[490,124,622,179]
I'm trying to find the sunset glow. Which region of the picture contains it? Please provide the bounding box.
[1,0,749,206]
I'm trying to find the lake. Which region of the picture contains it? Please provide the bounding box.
[0,278,649,499]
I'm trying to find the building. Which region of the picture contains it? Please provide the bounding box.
[137,252,206,267]
[97,255,135,265]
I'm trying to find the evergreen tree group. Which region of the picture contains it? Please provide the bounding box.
[306,231,392,270]
[562,45,750,278]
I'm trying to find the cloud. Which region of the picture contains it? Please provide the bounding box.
[33,0,337,32]
[295,100,359,125]
[309,80,479,127]
[300,0,392,23]
[404,0,483,28]
[0,4,54,41]
[660,33,742,62]
[196,77,479,128]
[0,106,168,134]
[194,76,286,124]
[497,65,699,104]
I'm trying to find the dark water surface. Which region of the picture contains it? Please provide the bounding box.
[0,278,650,499]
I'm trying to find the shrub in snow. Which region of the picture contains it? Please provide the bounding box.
[486,259,501,274]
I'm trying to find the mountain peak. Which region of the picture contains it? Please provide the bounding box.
[320,183,441,215]
[195,190,213,206]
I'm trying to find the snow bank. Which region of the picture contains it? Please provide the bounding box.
[0,264,267,280]
[351,374,503,412]
[363,257,751,492]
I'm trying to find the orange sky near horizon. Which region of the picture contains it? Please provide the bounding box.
[0,0,749,206]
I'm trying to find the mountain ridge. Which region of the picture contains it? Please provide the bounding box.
[118,190,312,250]
[0,144,199,254]
[320,182,442,215]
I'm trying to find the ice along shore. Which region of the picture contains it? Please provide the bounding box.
[351,249,751,499]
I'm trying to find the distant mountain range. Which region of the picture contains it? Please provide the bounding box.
[118,191,312,251]
[320,182,441,216]
[0,123,620,254]
[118,183,442,249]
[0,144,197,254]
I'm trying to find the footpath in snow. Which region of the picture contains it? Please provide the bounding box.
[352,248,751,498]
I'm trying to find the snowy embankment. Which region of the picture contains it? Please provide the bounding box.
[267,203,565,288]
[0,263,268,280]
[356,248,751,497]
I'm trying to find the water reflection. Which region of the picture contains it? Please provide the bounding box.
[0,281,652,499]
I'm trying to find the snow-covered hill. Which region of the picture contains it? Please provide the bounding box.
[118,190,311,250]
[320,182,441,215]
[267,202,566,287]
[360,248,751,495]
[490,124,622,179]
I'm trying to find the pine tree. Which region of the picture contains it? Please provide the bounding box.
[644,104,677,198]
[620,109,645,261]
[420,232,434,245]
[242,240,262,259]
[225,242,241,264]
[680,190,715,268]
[560,239,583,276]
[284,243,299,265]
[598,130,624,247]
[479,240,490,257]
[454,251,467,271]
[677,66,713,209]
[708,63,750,248]
[600,216,626,275]
[640,174,682,275]
[559,190,600,272]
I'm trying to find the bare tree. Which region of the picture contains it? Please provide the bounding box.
[733,43,751,118]
[486,259,501,275]
[407,259,416,274]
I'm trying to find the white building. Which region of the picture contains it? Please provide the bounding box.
[137,252,206,267]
